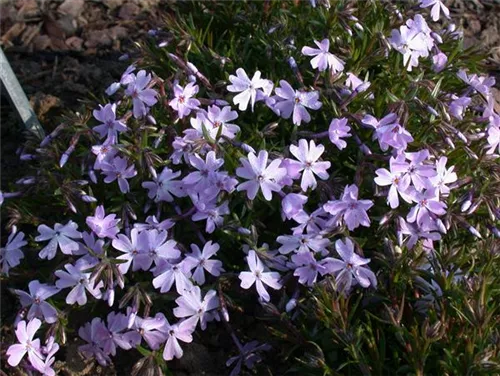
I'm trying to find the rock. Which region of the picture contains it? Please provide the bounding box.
[57,14,78,37]
[118,2,140,19]
[33,34,52,50]
[66,36,84,50]
[103,0,125,10]
[58,0,85,19]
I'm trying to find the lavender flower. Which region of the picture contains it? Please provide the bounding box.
[301,38,345,73]
[55,259,103,305]
[191,197,230,233]
[226,341,271,376]
[1,227,26,275]
[374,157,412,209]
[101,156,137,193]
[323,238,377,291]
[291,251,327,286]
[277,233,329,255]
[86,205,120,239]
[236,150,287,201]
[183,151,224,193]
[486,115,500,155]
[420,0,450,22]
[289,139,331,191]
[173,286,219,330]
[238,250,282,302]
[183,241,224,285]
[227,68,271,111]
[142,167,186,202]
[78,318,112,366]
[457,70,495,96]
[281,193,308,220]
[429,157,457,196]
[14,280,59,324]
[152,260,193,294]
[7,318,45,371]
[92,103,127,141]
[273,80,322,125]
[35,221,82,260]
[161,318,195,361]
[399,218,441,250]
[193,105,240,140]
[391,150,436,192]
[133,313,168,350]
[448,95,471,120]
[169,82,201,119]
[407,188,447,227]
[328,118,352,150]
[112,228,150,273]
[125,70,158,119]
[323,185,374,231]
[100,312,141,355]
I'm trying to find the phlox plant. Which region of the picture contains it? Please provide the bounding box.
[1,1,499,375]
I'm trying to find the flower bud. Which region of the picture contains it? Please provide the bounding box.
[468,226,482,238]
[81,195,97,203]
[286,298,297,312]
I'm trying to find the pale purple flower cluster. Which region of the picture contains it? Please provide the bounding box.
[6,3,500,375]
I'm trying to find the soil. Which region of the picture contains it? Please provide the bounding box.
[0,0,499,375]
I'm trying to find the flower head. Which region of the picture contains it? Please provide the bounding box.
[238,250,282,302]
[86,205,120,239]
[301,38,345,73]
[35,221,82,260]
[273,80,322,125]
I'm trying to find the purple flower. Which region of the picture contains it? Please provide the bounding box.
[277,233,329,255]
[399,217,441,250]
[236,150,287,201]
[55,259,103,305]
[105,65,135,96]
[1,227,26,275]
[226,341,271,376]
[289,139,331,191]
[78,318,112,366]
[125,70,158,119]
[345,72,371,94]
[281,193,308,220]
[374,157,412,209]
[14,280,59,324]
[99,312,141,355]
[145,229,181,268]
[7,318,45,370]
[169,82,201,119]
[161,318,195,361]
[183,241,224,285]
[273,80,322,125]
[192,105,240,140]
[183,151,224,193]
[486,115,500,154]
[86,205,120,239]
[227,68,272,111]
[457,70,495,96]
[39,336,59,376]
[323,238,377,291]
[328,118,352,150]
[238,250,282,302]
[291,208,329,235]
[152,260,193,294]
[101,156,137,193]
[112,228,150,273]
[142,167,186,202]
[323,185,374,231]
[448,95,471,120]
[191,197,230,233]
[429,157,457,196]
[133,313,167,350]
[91,141,118,170]
[420,0,450,22]
[301,38,345,73]
[407,188,447,227]
[389,15,433,71]
[291,251,328,286]
[77,231,105,262]
[173,286,219,330]
[35,221,82,260]
[92,103,127,141]
[432,51,448,72]
[391,150,436,191]
[134,215,175,233]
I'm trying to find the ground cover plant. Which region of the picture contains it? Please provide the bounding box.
[1,0,499,375]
